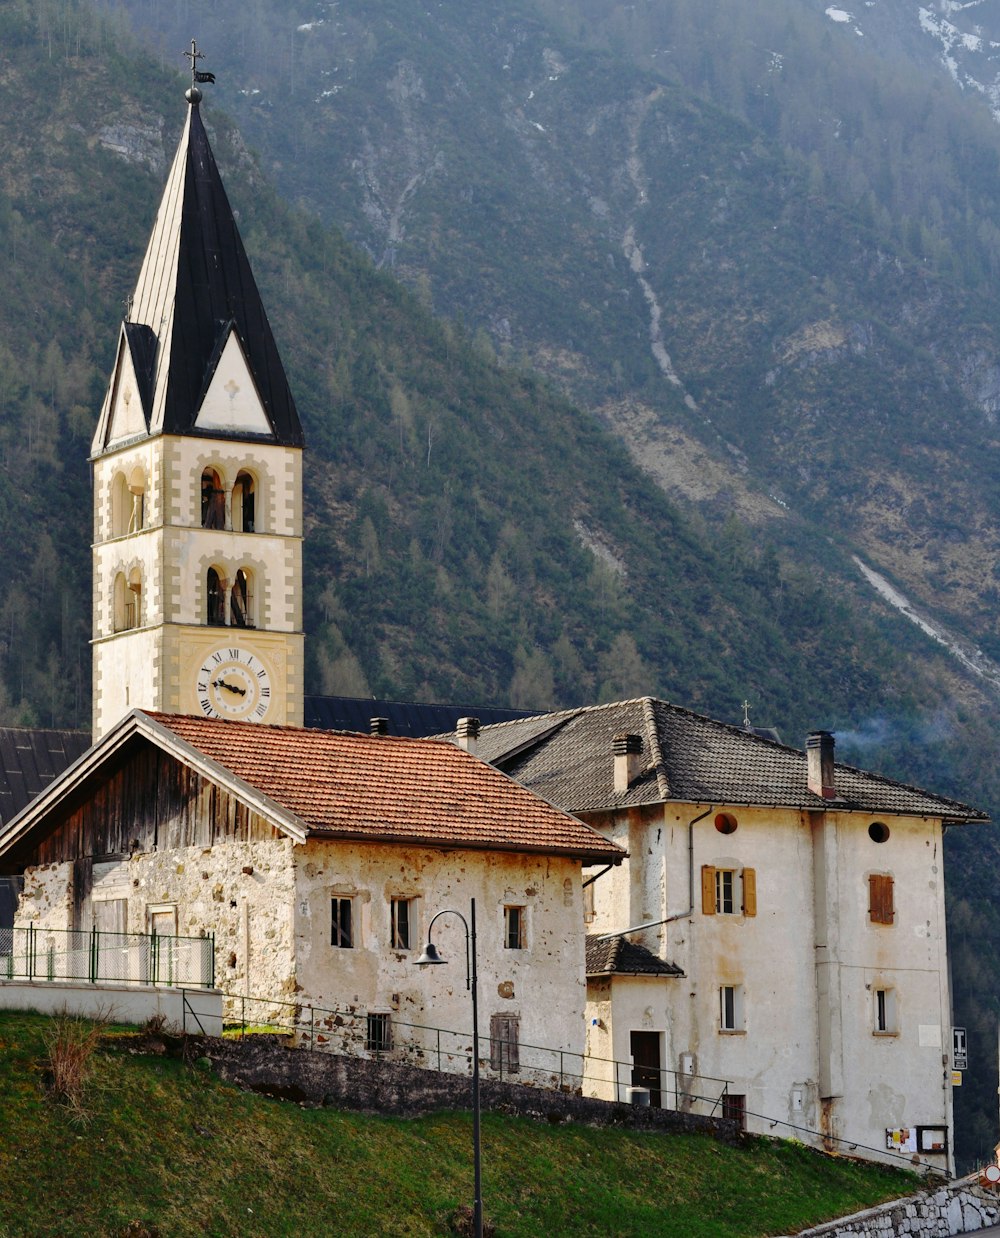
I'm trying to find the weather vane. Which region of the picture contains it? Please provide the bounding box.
[122,293,133,324]
[183,39,216,103]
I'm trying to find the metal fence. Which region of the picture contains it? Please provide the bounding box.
[0,925,215,989]
[222,990,732,1117]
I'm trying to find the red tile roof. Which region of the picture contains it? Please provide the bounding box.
[145,712,623,862]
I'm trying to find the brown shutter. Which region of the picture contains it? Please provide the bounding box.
[701,865,716,915]
[742,868,757,917]
[869,874,894,925]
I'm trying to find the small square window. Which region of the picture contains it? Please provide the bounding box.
[331,897,353,949]
[366,1012,392,1053]
[391,898,412,950]
[722,1092,747,1130]
[504,905,525,950]
[720,984,745,1032]
[702,866,756,916]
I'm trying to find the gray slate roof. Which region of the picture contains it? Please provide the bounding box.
[470,698,987,822]
[585,935,684,978]
[0,728,91,826]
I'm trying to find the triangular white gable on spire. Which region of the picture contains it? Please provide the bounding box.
[194,329,272,436]
[94,330,148,451]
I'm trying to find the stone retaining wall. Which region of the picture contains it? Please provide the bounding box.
[202,1034,743,1141]
[786,1177,1000,1237]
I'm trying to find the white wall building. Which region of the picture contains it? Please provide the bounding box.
[469,700,988,1174]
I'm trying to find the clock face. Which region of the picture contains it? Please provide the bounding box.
[196,646,273,721]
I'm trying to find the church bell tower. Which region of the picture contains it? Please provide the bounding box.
[90,54,304,740]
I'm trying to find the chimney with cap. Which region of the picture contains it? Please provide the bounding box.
[370,717,389,736]
[456,717,481,755]
[806,730,837,799]
[613,733,643,792]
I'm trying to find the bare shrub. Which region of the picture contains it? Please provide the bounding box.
[43,1014,107,1119]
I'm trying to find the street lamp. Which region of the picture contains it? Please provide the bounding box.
[415,898,483,1238]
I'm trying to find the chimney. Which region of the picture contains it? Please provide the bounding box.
[456,717,481,755]
[613,733,643,792]
[806,731,836,799]
[369,717,389,736]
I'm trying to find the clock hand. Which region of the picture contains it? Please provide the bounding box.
[211,678,247,696]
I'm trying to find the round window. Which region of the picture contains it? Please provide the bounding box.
[715,812,738,835]
[868,822,890,844]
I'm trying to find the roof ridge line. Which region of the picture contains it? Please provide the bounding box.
[641,697,671,799]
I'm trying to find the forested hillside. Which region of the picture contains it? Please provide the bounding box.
[4,0,1000,1165]
[0,0,938,738]
[99,0,1000,667]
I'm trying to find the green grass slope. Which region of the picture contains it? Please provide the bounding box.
[0,1013,916,1238]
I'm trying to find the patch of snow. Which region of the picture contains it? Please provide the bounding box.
[297,20,324,32]
[239,88,261,97]
[531,122,546,132]
[826,7,852,23]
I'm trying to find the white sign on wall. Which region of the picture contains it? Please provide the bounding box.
[953,1027,968,1071]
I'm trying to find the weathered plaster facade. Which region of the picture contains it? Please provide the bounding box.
[4,713,618,1084]
[17,836,588,1080]
[581,800,955,1172]
[292,841,586,1072]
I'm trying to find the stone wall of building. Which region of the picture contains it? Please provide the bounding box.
[202,1033,743,1142]
[786,1178,1000,1237]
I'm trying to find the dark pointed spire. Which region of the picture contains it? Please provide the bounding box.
[93,70,303,453]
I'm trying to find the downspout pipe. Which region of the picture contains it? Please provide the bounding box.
[597,805,713,940]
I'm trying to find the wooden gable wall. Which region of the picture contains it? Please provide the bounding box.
[30,742,280,866]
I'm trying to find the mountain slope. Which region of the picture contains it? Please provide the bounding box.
[98,0,1000,667]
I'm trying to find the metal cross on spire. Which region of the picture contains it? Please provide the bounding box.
[742,699,752,730]
[183,39,216,101]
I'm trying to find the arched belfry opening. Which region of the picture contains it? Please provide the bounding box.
[206,567,226,626]
[201,468,225,529]
[231,568,254,628]
[233,470,256,533]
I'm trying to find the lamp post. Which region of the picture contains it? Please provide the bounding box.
[415,898,483,1238]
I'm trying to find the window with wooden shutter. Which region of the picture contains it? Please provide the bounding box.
[741,868,757,917]
[701,865,716,915]
[868,874,894,925]
[490,1014,520,1073]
